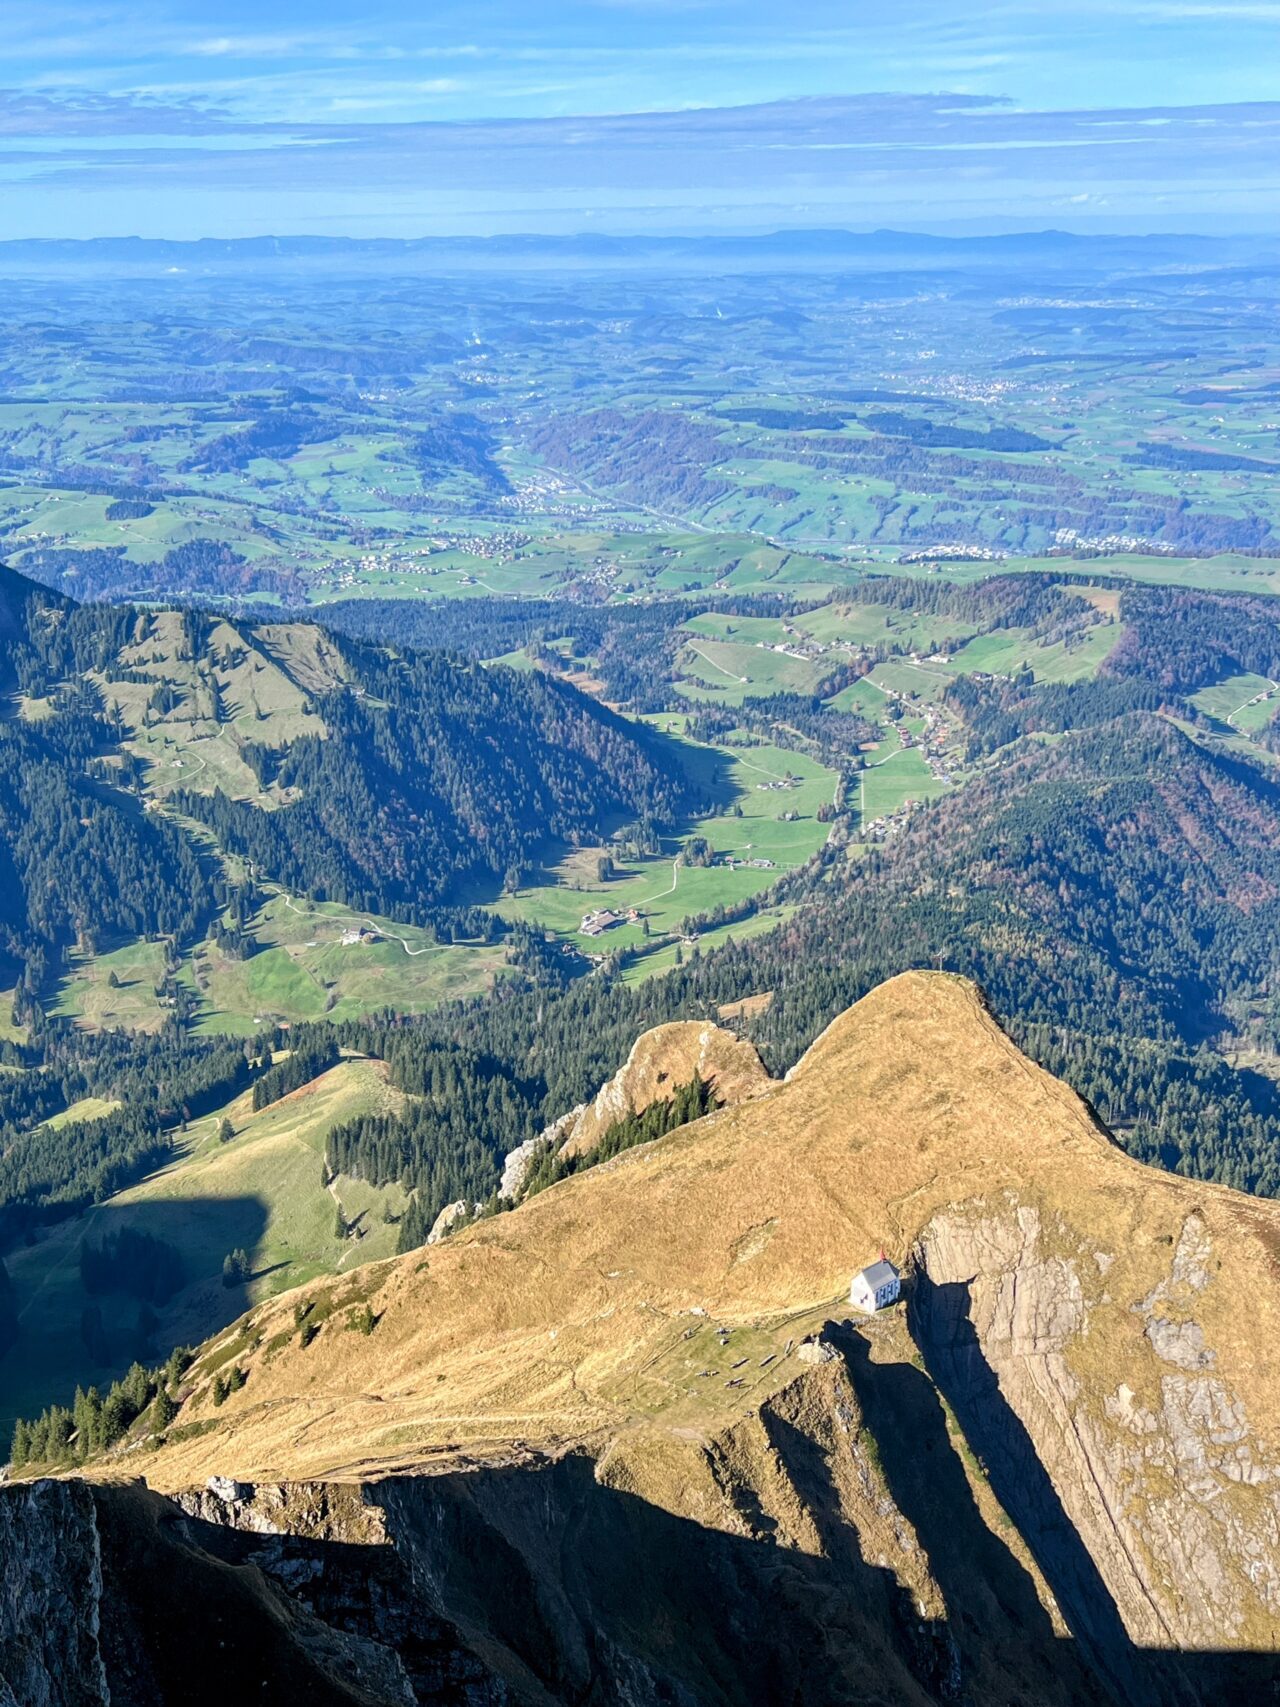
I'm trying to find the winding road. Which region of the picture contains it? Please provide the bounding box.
[249,866,442,959]
[1225,679,1280,730]
[687,643,748,685]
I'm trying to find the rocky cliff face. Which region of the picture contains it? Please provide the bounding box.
[0,1354,1100,1707]
[7,975,1280,1704]
[913,1204,1280,1697]
[0,1476,511,1706]
[0,1480,108,1707]
[559,1018,770,1159]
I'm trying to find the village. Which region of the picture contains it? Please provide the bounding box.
[857,670,960,843]
[319,529,536,591]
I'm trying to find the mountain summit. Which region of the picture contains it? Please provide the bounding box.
[6,972,1276,1703]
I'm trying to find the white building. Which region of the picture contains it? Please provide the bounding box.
[850,1259,900,1314]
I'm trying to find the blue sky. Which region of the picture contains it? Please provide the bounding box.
[1,1,1278,237]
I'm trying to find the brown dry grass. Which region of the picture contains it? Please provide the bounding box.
[131,973,1280,1507]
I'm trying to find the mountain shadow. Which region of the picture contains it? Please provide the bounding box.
[834,1325,1107,1705]
[7,1447,1280,1707]
[0,1193,269,1436]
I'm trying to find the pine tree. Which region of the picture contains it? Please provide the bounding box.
[165,1345,192,1388]
[120,1362,150,1414]
[73,1385,103,1459]
[9,1418,30,1469]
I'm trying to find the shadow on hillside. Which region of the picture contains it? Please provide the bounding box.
[0,1194,268,1431]
[68,1439,1280,1707]
[10,1402,1280,1707]
[833,1324,1104,1704]
[906,1269,1280,1707]
[641,719,741,814]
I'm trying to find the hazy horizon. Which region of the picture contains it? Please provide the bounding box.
[1,4,1278,240]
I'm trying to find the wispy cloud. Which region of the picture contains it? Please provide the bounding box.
[186,36,336,60]
[0,1,1276,235]
[0,86,240,136]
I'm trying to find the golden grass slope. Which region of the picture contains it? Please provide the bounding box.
[135,983,1276,1488]
[132,972,1280,1650]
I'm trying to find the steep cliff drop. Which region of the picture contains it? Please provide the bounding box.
[4,973,1280,1705]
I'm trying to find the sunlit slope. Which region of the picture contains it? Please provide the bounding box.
[142,974,1280,1582]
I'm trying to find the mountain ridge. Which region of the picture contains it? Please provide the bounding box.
[8,971,1280,1702]
[101,976,1280,1662]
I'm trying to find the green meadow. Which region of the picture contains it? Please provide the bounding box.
[0,1056,408,1433]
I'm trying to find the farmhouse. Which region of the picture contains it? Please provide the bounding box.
[580,908,621,937]
[850,1259,900,1314]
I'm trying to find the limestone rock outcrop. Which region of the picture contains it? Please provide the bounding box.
[560,1018,770,1159]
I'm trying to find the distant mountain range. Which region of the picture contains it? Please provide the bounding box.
[0,228,1276,275]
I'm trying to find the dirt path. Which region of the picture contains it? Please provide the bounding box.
[259,873,440,959]
[643,856,683,904]
[687,644,747,684]
[1226,679,1279,729]
[732,750,792,783]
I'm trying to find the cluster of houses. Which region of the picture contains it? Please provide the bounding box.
[899,543,1006,565]
[1053,526,1179,557]
[715,854,775,872]
[579,906,642,938]
[320,530,535,592]
[499,468,612,523]
[863,805,920,845]
[339,927,379,947]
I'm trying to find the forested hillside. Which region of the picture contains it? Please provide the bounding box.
[175,641,692,918]
[10,564,1280,1299]
[269,714,1280,1236]
[0,563,696,983]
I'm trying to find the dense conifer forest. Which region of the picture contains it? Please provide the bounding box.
[9,564,1280,1280]
[176,641,694,919]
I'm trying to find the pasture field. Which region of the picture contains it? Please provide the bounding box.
[678,637,829,699]
[192,898,510,1035]
[0,1057,407,1433]
[683,612,791,647]
[1190,672,1280,732]
[620,902,800,983]
[491,739,837,951]
[0,988,27,1045]
[973,555,1280,598]
[53,940,173,1033]
[860,749,951,824]
[45,1096,122,1130]
[792,600,976,653]
[942,618,1120,684]
[867,659,953,701]
[828,676,892,720]
[52,896,509,1038]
